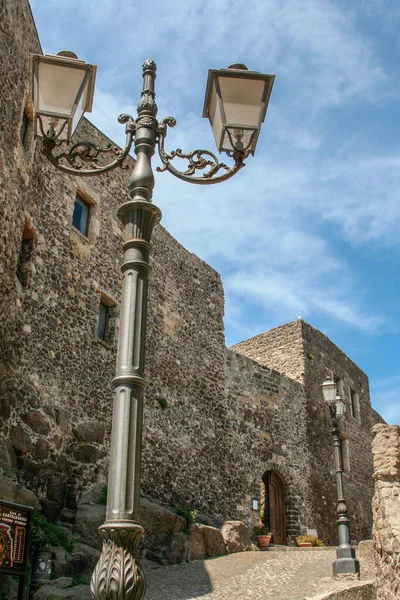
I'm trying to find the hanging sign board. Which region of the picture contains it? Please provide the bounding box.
[0,500,32,575]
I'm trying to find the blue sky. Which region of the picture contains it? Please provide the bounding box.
[29,0,400,424]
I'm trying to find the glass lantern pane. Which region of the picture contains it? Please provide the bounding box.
[209,80,224,150]
[71,78,89,136]
[336,398,345,416]
[37,62,86,117]
[218,76,265,128]
[36,115,69,140]
[221,128,256,154]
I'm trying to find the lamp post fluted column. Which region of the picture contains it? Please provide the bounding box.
[90,60,161,600]
[31,50,275,599]
[330,407,360,576]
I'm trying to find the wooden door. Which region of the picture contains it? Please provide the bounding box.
[265,471,286,545]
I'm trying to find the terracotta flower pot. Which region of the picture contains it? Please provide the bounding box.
[297,542,312,547]
[256,534,272,548]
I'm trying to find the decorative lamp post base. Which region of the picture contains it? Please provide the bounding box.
[90,522,145,600]
[333,546,360,575]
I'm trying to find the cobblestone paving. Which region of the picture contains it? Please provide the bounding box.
[144,549,359,600]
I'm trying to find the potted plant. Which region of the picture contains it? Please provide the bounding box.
[295,534,323,547]
[253,524,272,548]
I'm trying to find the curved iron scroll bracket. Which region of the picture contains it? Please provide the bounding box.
[40,114,136,177]
[156,117,245,185]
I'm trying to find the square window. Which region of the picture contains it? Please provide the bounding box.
[72,195,90,236]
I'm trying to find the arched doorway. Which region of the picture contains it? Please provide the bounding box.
[262,470,287,545]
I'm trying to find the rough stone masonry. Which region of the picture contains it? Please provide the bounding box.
[0,0,383,552]
[372,424,400,600]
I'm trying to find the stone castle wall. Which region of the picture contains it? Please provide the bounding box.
[372,424,400,600]
[233,320,375,543]
[301,321,375,543]
[0,0,378,545]
[224,349,313,539]
[230,320,306,383]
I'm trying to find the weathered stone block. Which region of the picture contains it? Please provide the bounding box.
[188,524,206,561]
[140,497,182,546]
[47,476,67,504]
[74,504,105,550]
[0,396,11,419]
[221,520,253,553]
[358,540,376,580]
[60,508,76,523]
[73,444,100,463]
[165,531,189,563]
[32,579,91,600]
[56,408,71,434]
[0,473,16,501]
[73,421,104,444]
[35,437,50,460]
[79,482,106,505]
[0,440,13,470]
[70,543,100,579]
[41,498,62,522]
[201,524,226,558]
[10,424,33,454]
[21,409,51,435]
[14,486,40,509]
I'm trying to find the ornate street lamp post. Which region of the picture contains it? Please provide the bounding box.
[321,377,360,576]
[30,51,275,599]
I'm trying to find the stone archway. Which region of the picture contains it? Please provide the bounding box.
[262,470,287,545]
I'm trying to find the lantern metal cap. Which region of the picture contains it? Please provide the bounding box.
[57,50,79,59]
[227,63,248,70]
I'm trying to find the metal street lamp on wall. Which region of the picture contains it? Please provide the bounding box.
[321,376,360,576]
[30,51,275,599]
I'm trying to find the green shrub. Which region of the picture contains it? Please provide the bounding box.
[172,506,198,532]
[69,577,90,587]
[31,511,72,553]
[155,397,168,409]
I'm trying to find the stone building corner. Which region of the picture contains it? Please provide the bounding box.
[372,423,400,600]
